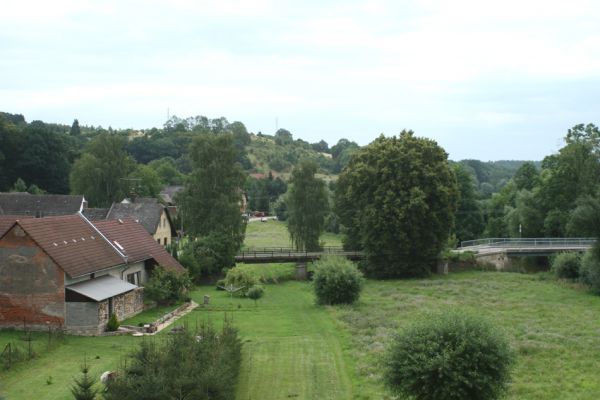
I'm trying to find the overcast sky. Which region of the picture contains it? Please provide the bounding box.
[1,0,599,160]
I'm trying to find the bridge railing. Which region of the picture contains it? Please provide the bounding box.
[461,238,596,249]
[236,246,362,260]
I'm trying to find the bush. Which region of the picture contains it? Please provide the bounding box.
[145,266,192,306]
[579,250,600,293]
[106,313,120,332]
[215,278,226,290]
[105,321,241,400]
[313,256,364,305]
[384,311,514,400]
[551,252,581,280]
[179,233,239,282]
[224,268,258,296]
[247,285,265,305]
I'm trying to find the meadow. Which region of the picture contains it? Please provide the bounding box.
[3,219,600,399]
[243,219,343,249]
[3,271,600,398]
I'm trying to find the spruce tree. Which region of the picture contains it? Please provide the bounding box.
[70,359,98,400]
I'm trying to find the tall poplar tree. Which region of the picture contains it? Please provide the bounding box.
[286,159,329,251]
[179,132,246,267]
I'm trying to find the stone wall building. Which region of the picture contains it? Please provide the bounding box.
[0,213,184,335]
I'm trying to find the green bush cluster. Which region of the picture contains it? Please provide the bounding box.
[313,256,364,305]
[104,322,241,400]
[551,252,581,280]
[247,285,265,305]
[579,251,600,293]
[224,268,258,296]
[106,313,120,332]
[384,311,514,400]
[144,266,192,306]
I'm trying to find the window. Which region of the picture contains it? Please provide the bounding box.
[164,237,168,245]
[127,272,141,285]
[157,239,160,244]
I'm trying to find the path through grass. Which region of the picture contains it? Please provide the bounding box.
[183,282,353,400]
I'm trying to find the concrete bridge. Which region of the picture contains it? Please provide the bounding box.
[235,247,363,264]
[459,238,595,269]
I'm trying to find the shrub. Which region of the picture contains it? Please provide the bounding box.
[247,285,265,305]
[106,313,120,332]
[105,321,241,400]
[224,268,257,296]
[179,233,238,282]
[215,278,226,291]
[313,256,364,305]
[144,266,192,306]
[384,311,514,400]
[551,252,581,280]
[579,250,600,293]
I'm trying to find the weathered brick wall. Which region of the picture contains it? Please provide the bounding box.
[0,225,65,330]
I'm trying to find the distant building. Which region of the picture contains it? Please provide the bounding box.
[0,193,86,217]
[106,198,175,246]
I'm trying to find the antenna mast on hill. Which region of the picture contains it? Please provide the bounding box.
[275,117,278,132]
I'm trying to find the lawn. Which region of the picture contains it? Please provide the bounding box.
[4,270,600,399]
[244,219,343,249]
[181,282,354,400]
[120,301,184,327]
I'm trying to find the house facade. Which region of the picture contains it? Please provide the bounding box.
[0,214,184,335]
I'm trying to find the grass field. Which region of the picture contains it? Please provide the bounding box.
[4,270,600,399]
[330,271,600,399]
[244,220,343,249]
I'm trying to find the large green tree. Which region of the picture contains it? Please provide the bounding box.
[336,132,458,278]
[286,159,329,251]
[179,132,246,272]
[70,133,136,207]
[453,164,484,243]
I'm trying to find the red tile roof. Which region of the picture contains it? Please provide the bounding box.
[16,215,126,278]
[93,218,184,273]
[0,215,32,237]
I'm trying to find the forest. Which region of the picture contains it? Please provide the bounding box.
[1,111,597,243]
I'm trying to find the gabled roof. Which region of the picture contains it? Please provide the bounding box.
[0,215,33,237]
[93,218,185,273]
[159,186,183,205]
[81,207,110,221]
[106,201,165,235]
[0,193,85,216]
[14,214,126,278]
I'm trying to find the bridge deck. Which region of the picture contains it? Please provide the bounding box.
[460,238,595,257]
[235,247,363,263]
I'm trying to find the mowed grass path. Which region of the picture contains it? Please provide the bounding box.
[244,220,343,249]
[182,282,353,400]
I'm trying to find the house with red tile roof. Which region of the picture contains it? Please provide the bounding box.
[0,213,184,335]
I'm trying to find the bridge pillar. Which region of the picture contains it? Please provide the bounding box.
[476,252,513,270]
[295,263,308,280]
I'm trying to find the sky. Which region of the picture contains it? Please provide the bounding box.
[1,0,599,161]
